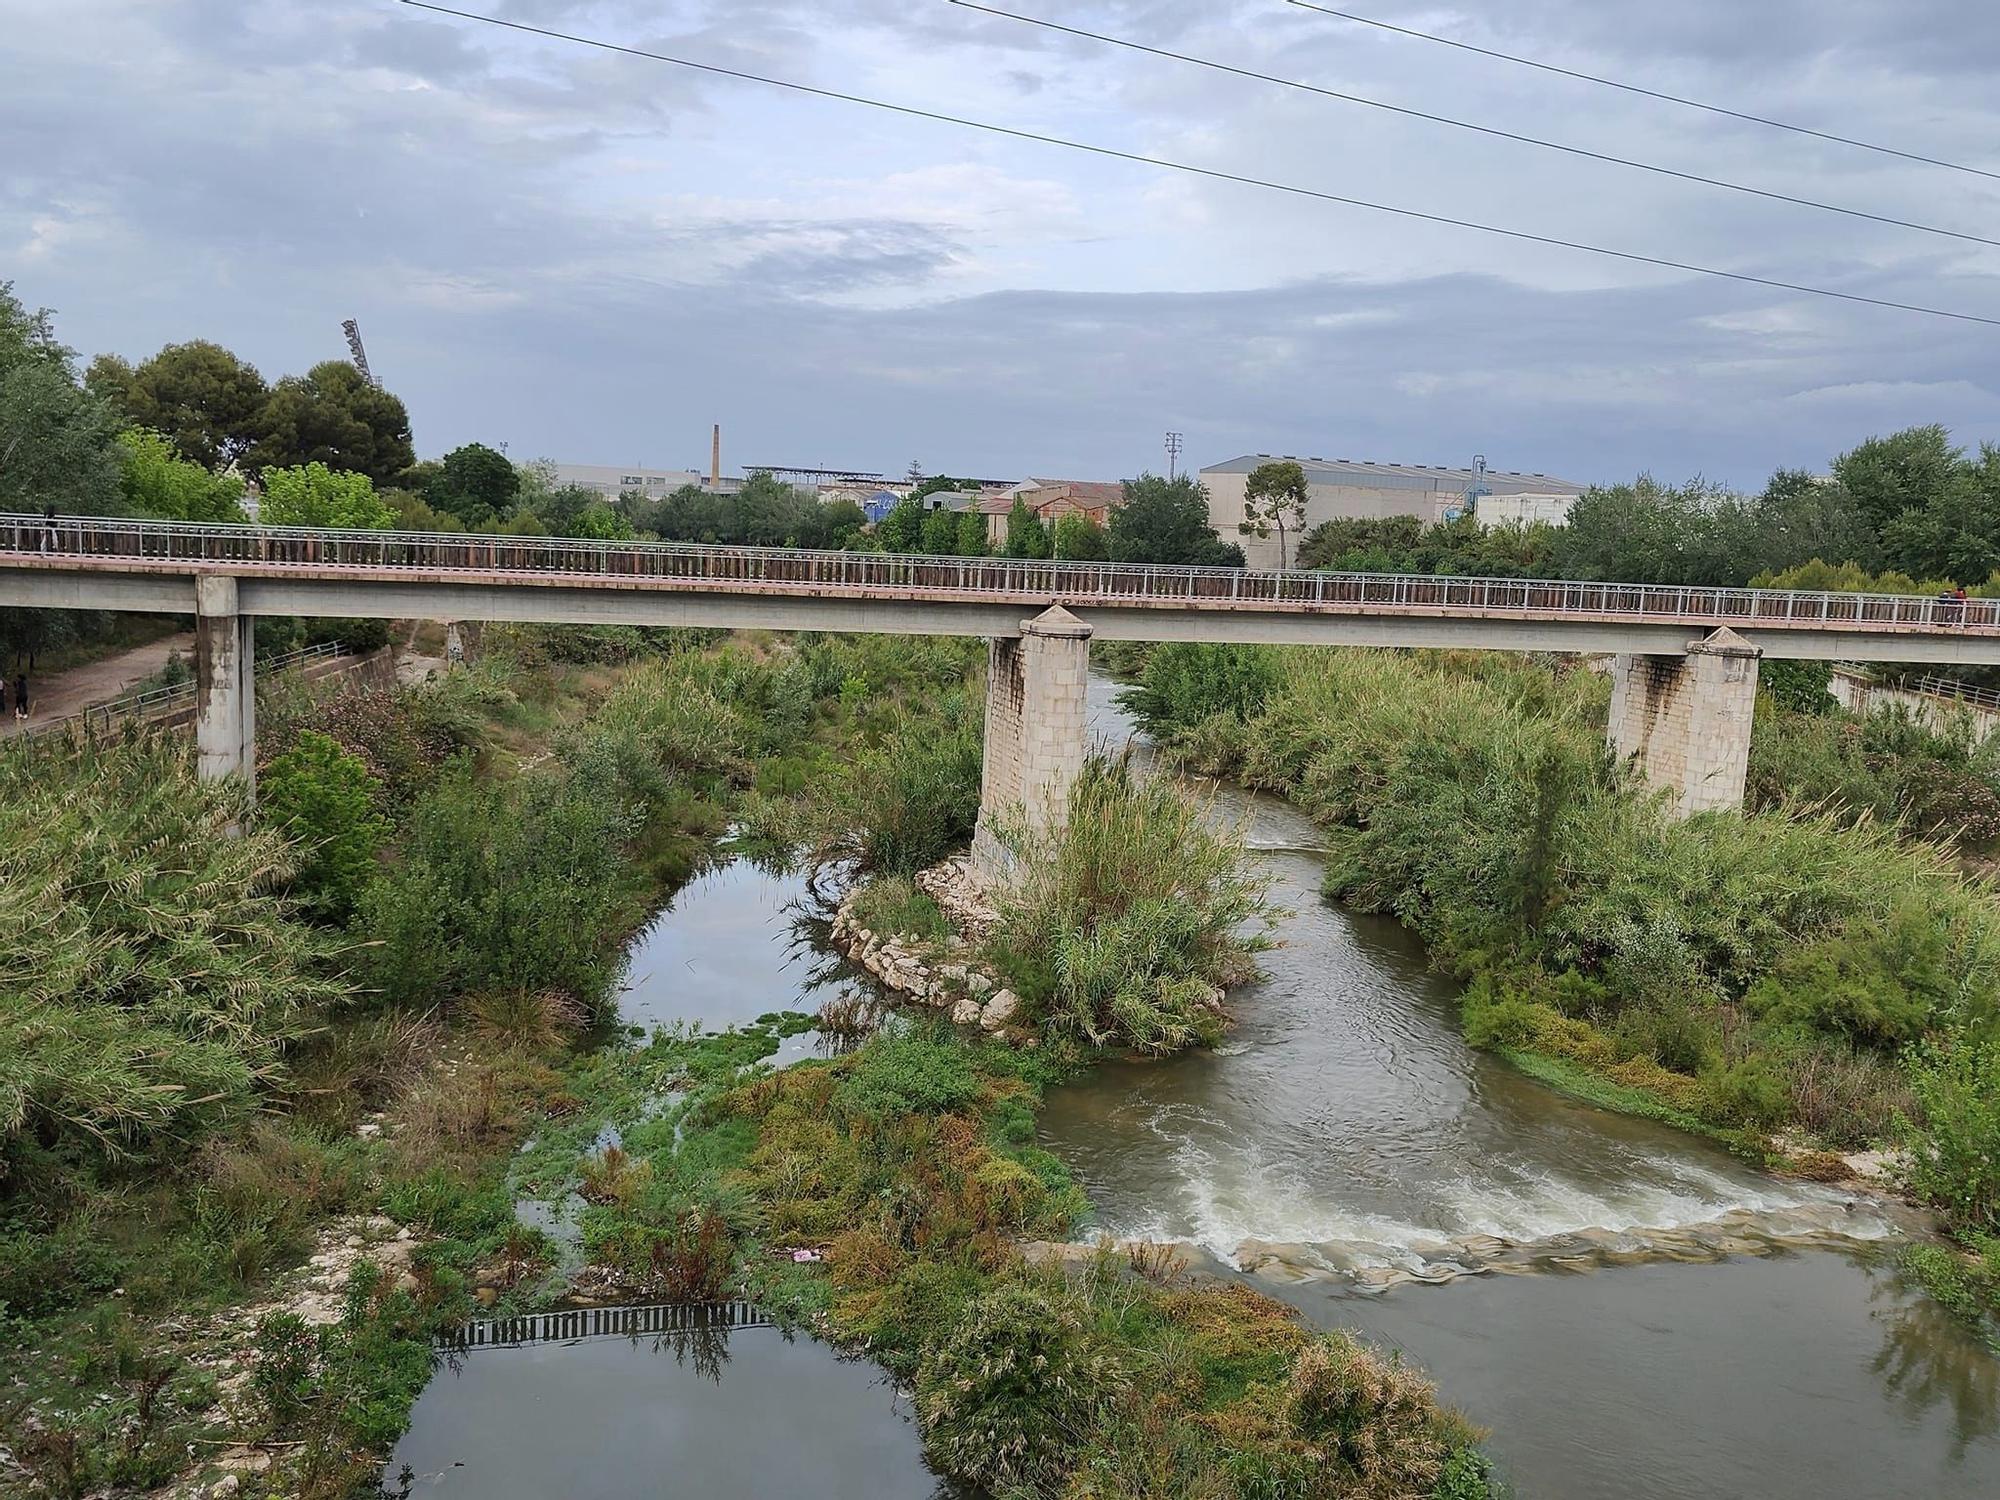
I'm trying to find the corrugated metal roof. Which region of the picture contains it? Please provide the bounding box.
[1199,454,1585,496]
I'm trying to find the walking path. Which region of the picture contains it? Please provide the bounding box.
[0,630,196,738]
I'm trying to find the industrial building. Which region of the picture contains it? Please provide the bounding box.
[1201,454,1587,568]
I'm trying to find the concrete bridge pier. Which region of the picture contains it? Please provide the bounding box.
[1608,626,1761,816]
[194,574,256,798]
[971,605,1093,882]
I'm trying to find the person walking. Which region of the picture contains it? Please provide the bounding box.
[12,674,26,722]
[0,677,9,718]
[38,505,57,553]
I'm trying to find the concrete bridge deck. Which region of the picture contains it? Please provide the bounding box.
[5,513,2000,664]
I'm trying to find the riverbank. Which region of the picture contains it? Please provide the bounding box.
[1,627,1500,1500]
[1110,641,2000,1332]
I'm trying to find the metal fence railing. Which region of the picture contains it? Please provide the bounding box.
[21,639,347,741]
[4,512,1998,635]
[1906,674,2000,713]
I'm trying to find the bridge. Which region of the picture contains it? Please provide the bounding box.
[6,512,1998,838]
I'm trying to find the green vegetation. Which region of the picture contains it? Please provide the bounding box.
[1128,644,2000,1250]
[1241,458,1310,569]
[984,757,1274,1054]
[260,731,391,923]
[1110,472,1246,567]
[563,1015,1490,1499]
[1297,425,2000,592]
[259,461,396,529]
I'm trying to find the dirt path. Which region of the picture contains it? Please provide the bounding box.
[0,630,197,737]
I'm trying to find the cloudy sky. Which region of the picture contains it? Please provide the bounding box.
[6,0,2000,488]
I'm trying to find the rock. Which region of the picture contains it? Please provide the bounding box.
[965,971,993,996]
[980,990,1020,1030]
[951,996,983,1026]
[211,1476,240,1498]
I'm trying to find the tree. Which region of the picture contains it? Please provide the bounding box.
[88,339,268,470]
[1108,473,1242,566]
[246,361,414,485]
[1004,497,1051,559]
[425,442,519,527]
[260,731,390,923]
[258,462,395,529]
[955,509,989,557]
[921,504,962,555]
[1833,425,1966,535]
[910,474,979,502]
[877,492,926,552]
[1052,511,1107,560]
[117,429,247,522]
[0,282,122,514]
[1241,460,1309,569]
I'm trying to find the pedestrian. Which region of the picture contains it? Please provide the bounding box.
[0,677,9,718]
[12,675,25,722]
[1954,585,1970,627]
[39,505,57,553]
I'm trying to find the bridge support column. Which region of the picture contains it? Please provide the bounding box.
[972,605,1093,882]
[194,574,256,799]
[1608,627,1760,816]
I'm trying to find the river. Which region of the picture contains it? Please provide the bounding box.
[1030,674,2000,1498]
[392,679,2000,1499]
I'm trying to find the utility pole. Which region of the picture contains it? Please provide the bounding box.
[1165,431,1184,481]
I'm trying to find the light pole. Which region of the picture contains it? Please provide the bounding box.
[1165,430,1184,481]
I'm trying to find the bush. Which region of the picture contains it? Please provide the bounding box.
[1904,1031,2000,1233]
[261,731,390,922]
[913,1278,1125,1490]
[836,1031,980,1118]
[847,876,953,943]
[0,740,342,1181]
[987,757,1272,1054]
[360,758,639,1013]
[1119,642,1280,741]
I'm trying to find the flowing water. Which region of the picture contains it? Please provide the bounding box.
[393,680,2000,1499]
[1028,675,2000,1498]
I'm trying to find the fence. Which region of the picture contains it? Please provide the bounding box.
[22,639,347,742]
[5,513,1998,634]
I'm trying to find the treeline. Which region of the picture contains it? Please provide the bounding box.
[1300,426,2000,591]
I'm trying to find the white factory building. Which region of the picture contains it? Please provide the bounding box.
[1201,454,1586,569]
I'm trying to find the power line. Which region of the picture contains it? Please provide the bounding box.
[953,3,2000,251]
[397,1,2000,328]
[1287,1,2000,184]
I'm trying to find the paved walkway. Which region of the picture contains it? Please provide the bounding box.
[0,629,196,737]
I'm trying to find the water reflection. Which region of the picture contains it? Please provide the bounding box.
[388,1303,953,1500]
[1874,1265,2000,1456]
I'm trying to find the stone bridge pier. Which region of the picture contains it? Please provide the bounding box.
[1607,627,1761,816]
[194,574,256,799]
[972,605,1093,881]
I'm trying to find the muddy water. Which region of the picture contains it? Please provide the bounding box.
[1032,675,2000,1498]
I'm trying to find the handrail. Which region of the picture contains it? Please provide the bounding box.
[23,639,347,740]
[2,512,1997,635]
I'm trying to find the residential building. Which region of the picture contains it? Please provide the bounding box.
[1201,455,1587,568]
[977,478,1124,548]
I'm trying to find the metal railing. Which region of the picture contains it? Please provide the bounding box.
[23,639,347,741]
[4,512,1997,635]
[1907,674,2000,713]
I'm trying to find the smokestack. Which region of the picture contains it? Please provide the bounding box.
[710,424,720,488]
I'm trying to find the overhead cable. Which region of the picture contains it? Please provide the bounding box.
[398,1,2000,328]
[951,3,2000,250]
[1287,1,2000,184]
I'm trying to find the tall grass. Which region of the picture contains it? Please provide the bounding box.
[0,739,342,1175]
[1135,645,2000,1172]
[987,756,1273,1054]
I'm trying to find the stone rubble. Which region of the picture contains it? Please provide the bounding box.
[830,852,1229,1042]
[829,856,1024,1039]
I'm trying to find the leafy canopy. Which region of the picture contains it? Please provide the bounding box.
[259,462,395,529]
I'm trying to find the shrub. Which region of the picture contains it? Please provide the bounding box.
[0,740,342,1180]
[836,1031,980,1118]
[988,757,1272,1054]
[261,731,390,922]
[847,876,953,943]
[913,1278,1126,1491]
[1119,641,1279,740]
[360,759,639,1013]
[1904,1031,2000,1233]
